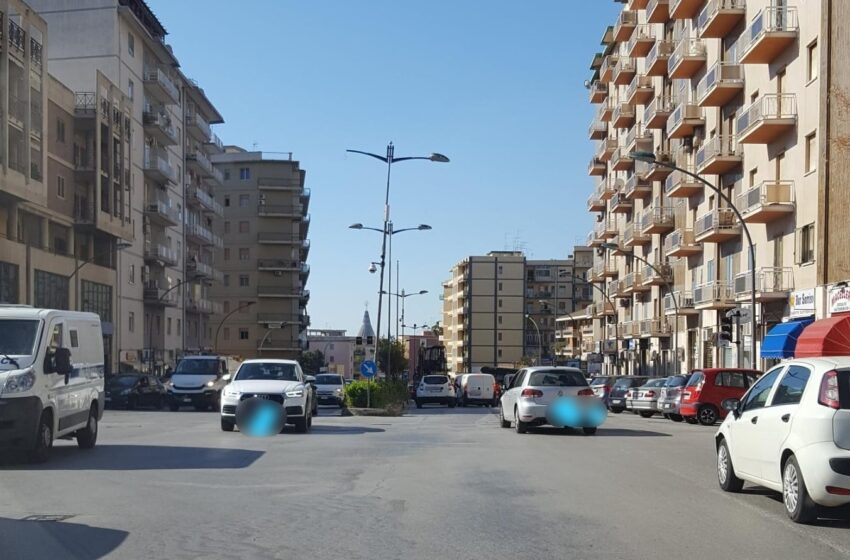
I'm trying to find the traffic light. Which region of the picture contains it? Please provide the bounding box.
[718,313,734,345]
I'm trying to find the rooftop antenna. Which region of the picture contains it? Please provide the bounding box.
[252,142,259,150]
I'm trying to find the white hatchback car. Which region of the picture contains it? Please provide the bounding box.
[499,367,596,434]
[414,375,456,408]
[715,357,850,523]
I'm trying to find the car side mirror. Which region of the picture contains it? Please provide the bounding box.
[54,347,73,383]
[304,375,316,384]
[721,398,741,418]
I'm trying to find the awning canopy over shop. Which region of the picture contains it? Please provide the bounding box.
[761,318,813,359]
[795,315,850,358]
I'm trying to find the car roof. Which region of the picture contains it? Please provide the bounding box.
[694,368,761,374]
[240,359,300,365]
[0,307,100,321]
[525,366,583,373]
[774,357,850,370]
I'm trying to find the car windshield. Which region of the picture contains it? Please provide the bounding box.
[315,374,343,385]
[0,319,39,356]
[174,359,219,375]
[236,363,299,381]
[108,375,141,388]
[528,370,588,387]
[642,378,668,388]
[665,376,687,387]
[423,376,448,385]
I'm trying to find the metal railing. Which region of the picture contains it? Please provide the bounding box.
[734,267,793,296]
[143,66,180,103]
[257,204,304,216]
[612,103,635,124]
[600,54,619,81]
[257,232,303,243]
[145,196,181,222]
[644,95,673,124]
[187,111,212,139]
[614,56,636,79]
[668,38,706,73]
[642,206,675,230]
[665,291,694,312]
[589,80,608,101]
[668,100,703,131]
[695,208,738,237]
[144,242,177,264]
[143,146,175,181]
[30,38,42,68]
[696,61,743,103]
[664,166,698,195]
[626,74,653,103]
[737,180,794,215]
[694,281,735,306]
[696,134,740,169]
[8,19,25,53]
[738,6,799,59]
[627,24,654,54]
[737,94,798,138]
[698,0,747,35]
[257,285,304,296]
[643,262,672,283]
[664,228,696,253]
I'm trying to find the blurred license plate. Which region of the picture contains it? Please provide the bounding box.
[105,396,111,401]
[469,390,481,396]
[428,388,441,392]
[183,397,192,403]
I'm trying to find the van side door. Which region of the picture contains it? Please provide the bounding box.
[44,320,72,433]
[63,322,92,431]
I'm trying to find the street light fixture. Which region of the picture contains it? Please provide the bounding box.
[70,241,131,311]
[560,271,621,375]
[213,301,257,354]
[147,275,201,375]
[381,289,429,341]
[525,314,542,366]
[631,150,757,368]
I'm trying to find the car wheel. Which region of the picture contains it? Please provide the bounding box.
[783,455,818,523]
[294,409,312,433]
[716,439,744,492]
[698,405,719,426]
[609,407,624,414]
[514,407,528,434]
[668,414,683,423]
[638,411,655,418]
[415,399,422,409]
[684,417,699,425]
[499,405,511,428]
[582,427,597,436]
[28,412,53,464]
[76,405,99,449]
[220,417,235,432]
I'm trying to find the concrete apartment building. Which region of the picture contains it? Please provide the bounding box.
[306,329,355,377]
[210,148,311,361]
[31,0,225,373]
[584,0,849,375]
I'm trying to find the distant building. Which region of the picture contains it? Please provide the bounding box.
[353,309,376,377]
[306,329,355,378]
[401,329,439,375]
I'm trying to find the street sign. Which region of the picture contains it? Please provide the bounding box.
[360,360,377,378]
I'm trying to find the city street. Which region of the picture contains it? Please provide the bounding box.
[2,406,850,560]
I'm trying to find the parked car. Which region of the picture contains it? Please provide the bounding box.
[456,373,496,407]
[313,373,345,407]
[657,374,689,422]
[589,376,618,407]
[220,359,313,433]
[499,367,596,435]
[627,377,669,418]
[716,358,850,523]
[680,368,761,426]
[106,374,167,410]
[607,376,649,413]
[415,375,457,408]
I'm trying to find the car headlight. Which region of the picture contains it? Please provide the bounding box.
[0,369,36,395]
[286,388,304,398]
[223,386,240,397]
[335,388,343,395]
[206,380,215,388]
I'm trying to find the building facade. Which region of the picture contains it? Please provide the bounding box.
[584,0,834,375]
[306,329,355,378]
[401,330,440,376]
[210,148,310,360]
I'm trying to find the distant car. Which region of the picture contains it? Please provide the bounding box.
[716,358,850,523]
[657,374,689,422]
[627,377,669,418]
[499,367,596,435]
[680,369,761,425]
[607,376,649,413]
[589,376,618,406]
[415,375,456,408]
[105,374,166,410]
[456,373,496,407]
[313,373,345,407]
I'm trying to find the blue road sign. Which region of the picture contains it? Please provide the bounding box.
[360,360,377,378]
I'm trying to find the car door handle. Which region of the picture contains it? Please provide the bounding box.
[751,416,758,424]
[781,413,791,423]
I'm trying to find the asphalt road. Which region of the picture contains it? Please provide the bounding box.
[2,405,850,559]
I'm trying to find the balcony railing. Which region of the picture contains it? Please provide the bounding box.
[642,262,673,286]
[627,25,655,58]
[600,54,618,84]
[588,156,607,177]
[641,206,675,234]
[734,267,793,300]
[695,134,742,175]
[667,100,704,138]
[589,118,608,140]
[664,228,701,257]
[143,66,180,104]
[144,242,177,265]
[640,318,671,338]
[664,166,702,198]
[696,61,744,107]
[695,208,741,242]
[694,281,736,309]
[644,95,674,129]
[738,6,799,64]
[589,80,608,104]
[647,0,671,24]
[665,291,695,314]
[612,103,636,129]
[737,180,795,223]
[257,232,303,244]
[624,174,652,200]
[614,10,638,42]
[598,137,618,162]
[613,56,637,86]
[257,204,305,217]
[9,20,25,55]
[186,223,222,247]
[626,74,654,106]
[698,0,747,39]
[611,148,634,172]
[187,111,212,141]
[142,109,178,145]
[142,146,176,184]
[257,285,305,297]
[668,38,706,78]
[737,94,797,144]
[144,196,181,225]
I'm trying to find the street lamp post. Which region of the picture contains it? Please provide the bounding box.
[525,314,542,366]
[70,241,131,311]
[347,143,448,377]
[381,288,428,341]
[631,150,757,368]
[601,242,680,376]
[147,276,198,376]
[561,272,621,375]
[213,301,257,354]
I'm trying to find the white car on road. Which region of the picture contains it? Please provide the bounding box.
[415,375,456,408]
[716,357,850,523]
[220,359,313,433]
[499,367,596,434]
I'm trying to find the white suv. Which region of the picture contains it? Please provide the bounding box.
[220,359,313,433]
[415,375,456,408]
[716,357,850,523]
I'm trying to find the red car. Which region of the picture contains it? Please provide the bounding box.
[679,368,761,426]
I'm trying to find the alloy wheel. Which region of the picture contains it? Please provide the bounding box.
[717,445,729,485]
[783,461,799,514]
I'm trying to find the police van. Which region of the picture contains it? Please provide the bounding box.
[0,307,104,462]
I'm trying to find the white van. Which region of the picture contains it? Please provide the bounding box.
[167,354,240,411]
[0,307,104,462]
[456,373,496,407]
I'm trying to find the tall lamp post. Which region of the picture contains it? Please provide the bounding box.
[525,314,542,366]
[382,288,428,341]
[214,301,257,354]
[346,143,449,377]
[562,272,621,375]
[601,242,680,375]
[147,276,200,376]
[70,241,131,311]
[631,151,757,368]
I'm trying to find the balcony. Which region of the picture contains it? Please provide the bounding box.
[627,25,655,58]
[698,0,746,39]
[301,189,311,213]
[186,223,222,247]
[614,10,638,42]
[624,174,652,201]
[612,103,636,129]
[642,150,674,181]
[641,318,671,338]
[186,148,215,179]
[142,109,178,145]
[646,40,674,77]
[595,301,616,317]
[625,124,653,155]
[694,281,736,310]
[642,262,673,286]
[588,156,607,177]
[599,179,617,200]
[610,190,633,214]
[257,259,301,272]
[667,101,705,139]
[598,137,618,162]
[591,259,618,282]
[647,0,670,23]
[668,38,707,79]
[301,239,311,258]
[258,178,303,191]
[187,260,221,283]
[611,148,634,172]
[588,191,606,212]
[205,132,224,155]
[665,167,702,197]
[186,297,220,315]
[737,94,797,144]
[257,204,304,218]
[610,279,627,299]
[257,232,303,245]
[189,186,224,216]
[143,67,180,105]
[621,321,635,339]
[665,291,697,315]
[735,267,793,302]
[599,100,615,123]
[697,62,744,107]
[738,7,799,64]
[300,263,311,280]
[695,208,741,243]
[143,242,177,267]
[143,147,176,184]
[600,54,618,84]
[595,217,618,240]
[589,118,608,140]
[626,75,654,106]
[628,0,650,8]
[696,135,742,175]
[144,283,179,307]
[144,196,181,227]
[644,96,674,129]
[664,228,701,257]
[623,272,647,295]
[257,313,298,325]
[186,112,211,143]
[613,56,637,86]
[738,180,795,224]
[641,206,675,234]
[589,80,608,104]
[670,0,703,19]
[624,223,651,248]
[257,285,304,298]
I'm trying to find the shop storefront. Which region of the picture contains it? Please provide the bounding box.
[760,289,815,364]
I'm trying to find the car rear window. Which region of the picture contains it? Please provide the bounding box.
[643,378,668,388]
[423,375,449,385]
[528,370,588,387]
[665,376,687,387]
[686,372,704,387]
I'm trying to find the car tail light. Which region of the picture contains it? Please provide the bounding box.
[645,391,656,398]
[520,388,543,399]
[826,486,850,495]
[625,391,632,399]
[819,370,841,410]
[577,388,594,397]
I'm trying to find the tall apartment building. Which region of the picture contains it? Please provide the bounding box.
[210,148,311,360]
[32,0,224,373]
[584,0,844,375]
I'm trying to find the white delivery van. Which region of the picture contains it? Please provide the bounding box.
[167,354,240,411]
[0,307,104,462]
[457,373,496,407]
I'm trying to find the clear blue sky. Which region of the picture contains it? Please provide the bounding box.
[149,0,622,335]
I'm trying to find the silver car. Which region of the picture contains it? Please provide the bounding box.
[656,374,688,422]
[627,377,668,418]
[499,367,596,435]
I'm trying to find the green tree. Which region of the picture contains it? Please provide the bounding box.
[376,338,406,379]
[298,350,325,374]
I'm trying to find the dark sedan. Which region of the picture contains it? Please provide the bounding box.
[607,376,649,413]
[105,374,167,410]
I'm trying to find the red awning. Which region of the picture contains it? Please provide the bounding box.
[795,315,850,358]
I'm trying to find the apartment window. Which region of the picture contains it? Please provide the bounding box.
[224,221,231,234]
[177,319,182,336]
[239,328,249,340]
[81,281,112,323]
[239,274,249,287]
[128,79,134,101]
[224,248,231,261]
[0,262,19,304]
[167,317,172,336]
[239,167,251,180]
[224,301,230,314]
[797,224,815,265]
[56,175,65,199]
[128,32,135,56]
[748,168,757,188]
[223,327,230,341]
[239,248,250,261]
[56,119,65,143]
[498,298,503,308]
[499,282,503,291]
[498,332,503,342]
[224,169,231,180]
[498,315,503,325]
[129,264,135,284]
[224,195,231,207]
[128,311,135,333]
[807,40,819,82]
[329,356,335,363]
[805,132,817,173]
[223,274,230,287]
[239,194,249,207]
[34,270,69,310]
[239,221,249,233]
[498,265,503,274]
[498,349,503,358]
